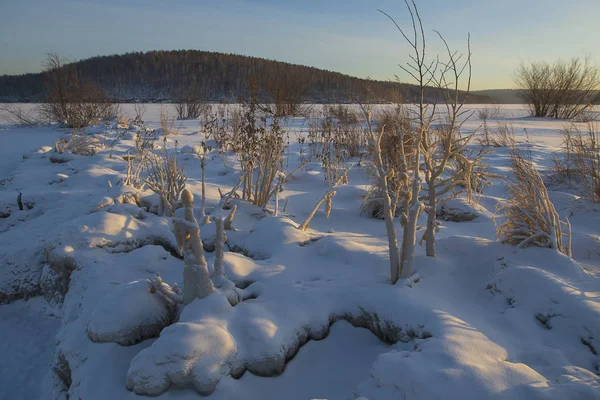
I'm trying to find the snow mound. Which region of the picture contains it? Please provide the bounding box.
[126,294,237,395]
[316,235,388,267]
[51,211,176,254]
[87,279,175,345]
[228,217,310,259]
[125,286,430,396]
[222,252,285,288]
[437,197,487,222]
[357,314,600,399]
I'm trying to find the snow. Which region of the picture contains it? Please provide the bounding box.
[0,297,61,400]
[211,320,390,400]
[0,104,599,400]
[87,279,176,346]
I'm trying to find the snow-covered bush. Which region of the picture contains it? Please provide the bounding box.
[496,151,572,255]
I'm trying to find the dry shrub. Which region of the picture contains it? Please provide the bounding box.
[576,108,599,123]
[124,129,156,187]
[133,104,147,124]
[159,109,177,135]
[117,114,130,128]
[252,118,285,208]
[144,138,187,216]
[477,104,503,120]
[325,104,359,125]
[235,86,285,207]
[201,104,237,166]
[480,122,516,147]
[54,130,101,156]
[324,105,365,158]
[0,104,44,127]
[552,122,600,202]
[306,105,364,185]
[495,150,571,255]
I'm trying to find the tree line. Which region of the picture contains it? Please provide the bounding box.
[0,50,491,104]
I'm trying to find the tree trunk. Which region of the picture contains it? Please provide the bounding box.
[201,160,206,217]
[425,184,436,257]
[400,178,422,278]
[380,172,400,284]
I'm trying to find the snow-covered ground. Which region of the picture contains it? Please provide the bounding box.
[0,104,599,400]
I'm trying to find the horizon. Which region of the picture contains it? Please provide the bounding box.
[1,0,599,90]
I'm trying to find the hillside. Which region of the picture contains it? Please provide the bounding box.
[0,50,492,103]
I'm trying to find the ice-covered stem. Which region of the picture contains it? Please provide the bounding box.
[210,215,239,305]
[564,217,572,257]
[176,189,214,305]
[181,189,197,225]
[400,176,424,278]
[285,160,309,181]
[195,137,211,218]
[274,172,285,216]
[150,273,183,304]
[220,175,244,209]
[211,216,226,286]
[298,163,353,232]
[201,158,206,217]
[362,108,401,284]
[123,153,135,186]
[298,191,336,232]
[224,205,237,231]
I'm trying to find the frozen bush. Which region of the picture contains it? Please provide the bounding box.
[495,151,571,255]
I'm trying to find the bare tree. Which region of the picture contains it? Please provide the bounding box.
[515,58,600,120]
[374,0,492,279]
[417,32,478,257]
[39,54,117,128]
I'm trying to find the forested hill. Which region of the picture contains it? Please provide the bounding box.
[0,50,492,103]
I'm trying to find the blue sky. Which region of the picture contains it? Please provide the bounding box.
[1,0,598,89]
